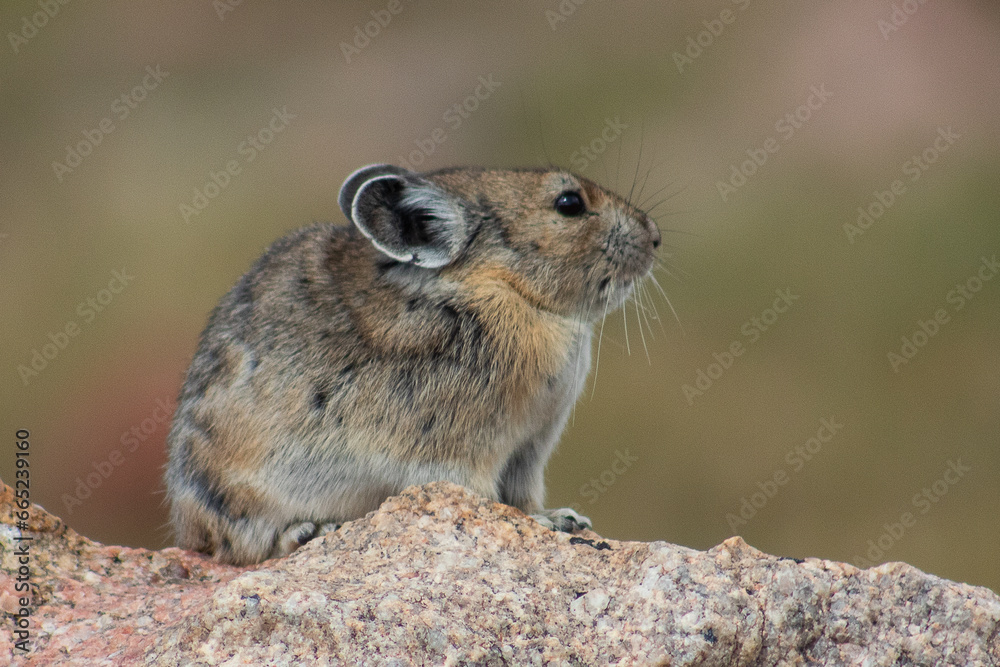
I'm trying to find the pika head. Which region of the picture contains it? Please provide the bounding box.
[165,163,661,565]
[340,164,661,318]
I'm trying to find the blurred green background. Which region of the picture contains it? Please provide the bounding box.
[2,1,998,591]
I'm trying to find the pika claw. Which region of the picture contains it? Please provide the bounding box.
[275,520,342,558]
[316,522,341,537]
[276,521,317,557]
[531,508,592,533]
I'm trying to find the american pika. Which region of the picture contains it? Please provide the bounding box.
[165,164,661,565]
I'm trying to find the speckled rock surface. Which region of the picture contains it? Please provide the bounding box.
[2,480,999,666]
[0,480,249,666]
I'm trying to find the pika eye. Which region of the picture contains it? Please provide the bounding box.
[554,191,586,217]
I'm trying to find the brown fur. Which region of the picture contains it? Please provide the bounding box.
[165,165,660,564]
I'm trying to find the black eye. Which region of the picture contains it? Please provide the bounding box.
[554,191,586,216]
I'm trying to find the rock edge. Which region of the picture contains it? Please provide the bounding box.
[1,480,998,666]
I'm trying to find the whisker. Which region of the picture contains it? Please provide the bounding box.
[572,264,602,415]
[646,288,667,338]
[635,160,656,212]
[615,126,624,192]
[636,122,663,208]
[637,180,677,212]
[649,273,685,335]
[645,281,665,330]
[635,283,652,330]
[637,158,664,210]
[591,283,612,398]
[634,290,650,363]
[570,296,593,423]
[621,286,632,357]
[636,158,680,210]
[671,263,693,280]
[644,197,692,214]
[627,118,646,206]
[644,180,695,215]
[654,243,697,268]
[648,223,702,237]
[654,259,690,283]
[638,281,663,337]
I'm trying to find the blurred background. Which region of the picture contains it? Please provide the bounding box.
[2,1,998,591]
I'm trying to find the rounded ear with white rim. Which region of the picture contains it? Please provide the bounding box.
[338,164,467,269]
[337,164,409,221]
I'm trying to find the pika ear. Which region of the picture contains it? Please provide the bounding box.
[337,164,409,221]
[338,164,467,269]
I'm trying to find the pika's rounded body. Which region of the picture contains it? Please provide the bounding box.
[166,165,659,564]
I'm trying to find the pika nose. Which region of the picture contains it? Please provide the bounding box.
[649,220,661,249]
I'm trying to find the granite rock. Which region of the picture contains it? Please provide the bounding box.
[1,480,998,665]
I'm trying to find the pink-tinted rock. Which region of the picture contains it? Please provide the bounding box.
[1,479,998,665]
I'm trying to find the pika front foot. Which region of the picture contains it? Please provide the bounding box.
[531,507,592,533]
[275,521,342,557]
